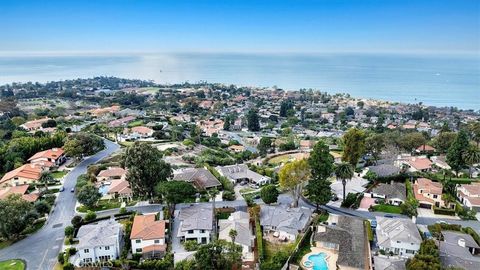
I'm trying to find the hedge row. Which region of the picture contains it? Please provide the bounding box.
[255,217,264,262]
[433,207,456,216]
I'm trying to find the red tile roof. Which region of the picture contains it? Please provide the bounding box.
[0,164,42,184]
[130,214,166,240]
[28,148,64,162]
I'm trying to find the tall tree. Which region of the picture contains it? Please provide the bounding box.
[63,132,104,159]
[279,159,311,207]
[0,194,35,240]
[365,133,386,164]
[258,137,272,156]
[305,178,332,212]
[193,240,242,270]
[77,185,101,208]
[463,145,480,178]
[155,181,196,215]
[342,128,366,167]
[39,171,53,190]
[335,162,354,201]
[308,141,334,181]
[468,121,480,147]
[125,142,172,199]
[432,132,457,153]
[246,109,260,132]
[446,130,470,176]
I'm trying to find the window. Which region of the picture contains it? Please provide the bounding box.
[154,239,160,244]
[84,249,89,253]
[200,230,205,233]
[136,239,141,243]
[136,248,142,253]
[406,249,415,254]
[433,194,438,199]
[397,241,401,243]
[105,246,110,250]
[188,230,194,234]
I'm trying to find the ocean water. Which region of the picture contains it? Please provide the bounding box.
[0,53,478,110]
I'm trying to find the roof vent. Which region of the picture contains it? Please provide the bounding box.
[458,238,466,248]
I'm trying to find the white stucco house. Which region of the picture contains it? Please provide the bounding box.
[177,204,213,244]
[74,220,123,266]
[376,217,422,258]
[130,213,167,259]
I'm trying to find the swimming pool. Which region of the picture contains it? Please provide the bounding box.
[306,253,328,270]
[98,184,109,195]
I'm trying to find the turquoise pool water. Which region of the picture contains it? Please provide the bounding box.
[98,185,109,195]
[307,253,328,270]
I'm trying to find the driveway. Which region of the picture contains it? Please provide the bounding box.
[0,139,120,270]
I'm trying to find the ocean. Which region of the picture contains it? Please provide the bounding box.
[0,53,479,110]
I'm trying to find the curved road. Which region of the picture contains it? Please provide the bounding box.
[0,139,120,270]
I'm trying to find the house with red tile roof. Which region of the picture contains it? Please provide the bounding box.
[395,155,432,173]
[415,145,436,154]
[457,184,480,211]
[107,179,133,201]
[97,167,127,182]
[108,116,136,128]
[414,178,451,209]
[0,164,43,188]
[20,117,51,131]
[28,148,66,169]
[130,214,166,259]
[0,185,39,202]
[120,126,154,141]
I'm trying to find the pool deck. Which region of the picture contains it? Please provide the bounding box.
[301,246,338,270]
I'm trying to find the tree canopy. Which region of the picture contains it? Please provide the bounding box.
[260,184,279,204]
[446,130,470,175]
[279,159,311,207]
[0,194,35,240]
[342,128,366,167]
[125,142,172,198]
[77,185,101,208]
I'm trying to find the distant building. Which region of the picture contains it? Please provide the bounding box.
[440,231,480,270]
[28,148,66,169]
[172,168,222,190]
[20,117,51,131]
[216,164,270,186]
[97,167,127,182]
[0,185,39,202]
[376,217,422,258]
[0,164,43,188]
[75,220,123,266]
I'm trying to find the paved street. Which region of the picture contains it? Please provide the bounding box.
[0,139,120,270]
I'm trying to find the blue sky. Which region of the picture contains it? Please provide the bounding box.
[1,0,479,54]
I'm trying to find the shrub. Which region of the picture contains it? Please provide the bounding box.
[342,192,363,208]
[67,247,77,256]
[255,218,264,261]
[63,263,75,270]
[84,210,97,222]
[433,207,456,216]
[34,200,51,215]
[64,226,74,237]
[71,215,83,228]
[183,240,200,251]
[260,184,279,204]
[57,252,65,264]
[119,207,127,214]
[222,190,235,201]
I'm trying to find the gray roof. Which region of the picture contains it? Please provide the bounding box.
[371,182,407,201]
[373,256,406,270]
[369,164,400,177]
[376,217,422,249]
[218,211,253,247]
[178,204,213,231]
[77,219,122,249]
[216,164,270,184]
[313,216,366,269]
[440,231,480,270]
[173,168,221,190]
[260,205,312,236]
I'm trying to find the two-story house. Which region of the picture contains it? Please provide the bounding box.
[414,178,452,209]
[376,217,422,258]
[27,148,66,170]
[457,184,480,211]
[176,204,213,244]
[130,213,167,259]
[0,164,42,188]
[75,220,123,266]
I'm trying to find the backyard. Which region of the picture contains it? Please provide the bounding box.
[76,200,122,213]
[51,170,68,179]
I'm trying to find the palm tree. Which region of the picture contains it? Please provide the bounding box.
[39,171,54,191]
[229,229,238,243]
[463,145,480,178]
[335,162,354,201]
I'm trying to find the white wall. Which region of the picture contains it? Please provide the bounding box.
[131,238,165,254]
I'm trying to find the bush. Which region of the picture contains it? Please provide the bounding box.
[71,215,83,228]
[84,210,97,222]
[222,190,235,201]
[57,252,65,264]
[64,226,74,237]
[34,200,51,215]
[342,192,363,209]
[433,207,456,216]
[255,218,264,261]
[183,240,200,251]
[260,184,279,204]
[67,247,77,256]
[119,207,127,214]
[63,263,75,270]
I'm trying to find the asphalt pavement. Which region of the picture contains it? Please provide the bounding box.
[0,139,120,270]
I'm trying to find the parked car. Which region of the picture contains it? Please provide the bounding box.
[384,214,395,218]
[59,186,65,192]
[331,194,339,201]
[70,188,75,193]
[369,219,377,228]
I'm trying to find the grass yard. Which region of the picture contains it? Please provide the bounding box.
[372,204,402,214]
[127,120,144,128]
[119,141,135,147]
[51,170,68,179]
[76,200,121,213]
[0,240,13,250]
[0,259,25,270]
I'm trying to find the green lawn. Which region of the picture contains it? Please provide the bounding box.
[51,170,68,179]
[127,120,144,128]
[0,240,13,250]
[372,204,402,214]
[76,200,121,213]
[0,259,25,270]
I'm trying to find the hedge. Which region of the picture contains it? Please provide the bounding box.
[377,173,409,183]
[365,220,373,241]
[255,217,264,262]
[114,211,135,217]
[433,207,456,216]
[81,215,110,225]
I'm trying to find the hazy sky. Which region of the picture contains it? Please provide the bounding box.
[1,0,479,54]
